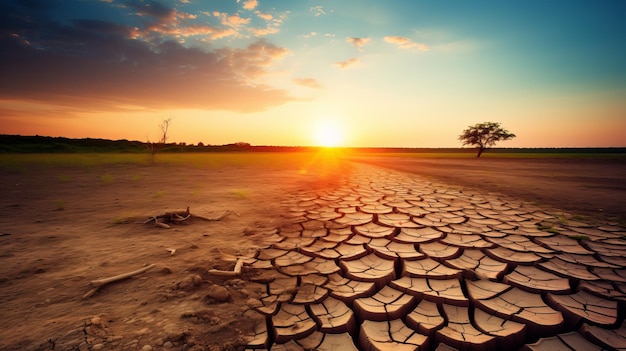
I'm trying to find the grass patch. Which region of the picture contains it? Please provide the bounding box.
[0,153,152,168]
[536,223,560,234]
[131,174,143,181]
[0,152,323,170]
[152,191,165,198]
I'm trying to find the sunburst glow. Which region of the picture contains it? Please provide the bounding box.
[313,120,344,147]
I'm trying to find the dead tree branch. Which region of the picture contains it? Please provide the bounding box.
[83,264,155,299]
[144,207,239,228]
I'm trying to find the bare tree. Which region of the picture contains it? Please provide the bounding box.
[149,117,173,162]
[459,121,516,157]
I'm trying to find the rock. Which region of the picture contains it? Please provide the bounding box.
[227,279,245,289]
[141,345,153,351]
[177,274,203,291]
[204,285,233,303]
[246,298,263,308]
[159,266,173,274]
[90,316,105,327]
[92,344,105,350]
[163,341,174,348]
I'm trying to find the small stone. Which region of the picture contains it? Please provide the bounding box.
[177,274,203,291]
[204,285,233,303]
[141,345,153,351]
[159,267,173,274]
[163,341,174,348]
[92,344,105,350]
[90,316,104,327]
[230,279,245,287]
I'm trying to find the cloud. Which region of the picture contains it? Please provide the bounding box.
[242,0,258,10]
[219,13,251,27]
[124,0,176,21]
[334,58,359,69]
[0,2,294,113]
[177,11,197,19]
[346,37,370,48]
[309,5,326,17]
[250,26,280,36]
[384,36,429,51]
[293,78,323,89]
[255,11,273,21]
[249,10,288,37]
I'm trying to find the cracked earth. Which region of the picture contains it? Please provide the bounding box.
[1,154,624,351]
[242,162,626,351]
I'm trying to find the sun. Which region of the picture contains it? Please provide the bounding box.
[313,120,344,147]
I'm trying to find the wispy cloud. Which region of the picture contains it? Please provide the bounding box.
[249,10,288,37]
[293,78,323,89]
[384,36,429,51]
[334,58,359,69]
[309,5,326,17]
[250,26,280,36]
[255,11,273,21]
[126,0,176,21]
[346,37,371,49]
[219,13,251,27]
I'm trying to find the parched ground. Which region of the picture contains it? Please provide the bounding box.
[349,155,626,223]
[0,152,625,351]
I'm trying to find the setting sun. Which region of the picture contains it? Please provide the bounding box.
[313,120,344,147]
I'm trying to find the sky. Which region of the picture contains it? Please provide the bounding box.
[1,0,625,148]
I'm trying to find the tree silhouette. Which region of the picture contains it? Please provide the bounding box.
[459,122,516,157]
[149,117,173,163]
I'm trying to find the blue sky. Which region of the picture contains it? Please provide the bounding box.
[1,0,624,147]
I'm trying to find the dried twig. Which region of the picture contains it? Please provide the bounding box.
[193,210,240,222]
[82,264,155,299]
[208,258,244,277]
[154,218,171,229]
[144,207,237,228]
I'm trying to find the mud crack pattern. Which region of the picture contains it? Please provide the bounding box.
[243,163,626,351]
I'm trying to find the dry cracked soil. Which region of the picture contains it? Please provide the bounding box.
[1,152,625,351]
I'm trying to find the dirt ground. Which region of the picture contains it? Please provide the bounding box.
[0,152,624,351]
[0,153,346,351]
[349,155,626,224]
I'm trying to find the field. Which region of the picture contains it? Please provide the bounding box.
[348,152,626,223]
[0,151,624,351]
[0,152,344,351]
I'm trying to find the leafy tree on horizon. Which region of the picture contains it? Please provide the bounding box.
[459,121,516,157]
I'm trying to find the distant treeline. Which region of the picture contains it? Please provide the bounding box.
[0,135,312,153]
[1,134,624,154]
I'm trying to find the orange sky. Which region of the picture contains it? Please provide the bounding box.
[1,1,625,147]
